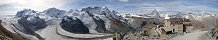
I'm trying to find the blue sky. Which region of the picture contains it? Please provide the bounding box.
[0,0,218,15]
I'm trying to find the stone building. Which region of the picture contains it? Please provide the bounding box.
[163,18,193,34]
[183,19,194,33]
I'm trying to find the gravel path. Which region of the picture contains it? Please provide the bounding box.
[170,31,209,40]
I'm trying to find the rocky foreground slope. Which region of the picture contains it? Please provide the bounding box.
[0,20,27,40]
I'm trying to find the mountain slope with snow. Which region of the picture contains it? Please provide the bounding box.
[0,7,133,40]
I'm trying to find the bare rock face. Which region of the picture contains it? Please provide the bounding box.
[92,16,110,33]
[18,16,47,32]
[109,19,132,33]
[28,16,48,31]
[18,16,35,34]
[60,16,90,34]
[17,16,45,40]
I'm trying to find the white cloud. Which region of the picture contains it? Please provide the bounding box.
[15,0,66,11]
[118,0,128,2]
[1,0,67,10]
[0,0,69,15]
[129,0,218,14]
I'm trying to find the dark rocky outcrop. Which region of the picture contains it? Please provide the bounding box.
[109,19,132,33]
[18,16,34,35]
[60,16,89,34]
[17,16,44,40]
[92,16,110,33]
[28,17,47,31]
[18,16,47,31]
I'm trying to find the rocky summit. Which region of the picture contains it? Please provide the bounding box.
[60,16,90,34]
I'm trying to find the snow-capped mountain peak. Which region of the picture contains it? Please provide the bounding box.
[150,9,159,15]
[15,9,37,18]
[44,7,66,18]
[101,7,110,12]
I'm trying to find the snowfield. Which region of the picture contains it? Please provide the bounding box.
[36,19,113,40]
